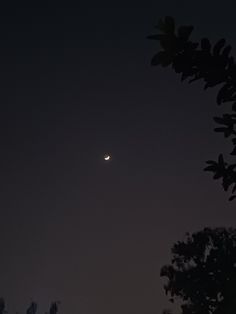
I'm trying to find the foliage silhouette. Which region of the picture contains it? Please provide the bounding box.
[26,302,37,314]
[0,301,59,314]
[148,16,236,201]
[0,299,6,314]
[161,227,236,314]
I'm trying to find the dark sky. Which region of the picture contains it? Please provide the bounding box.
[1,1,236,314]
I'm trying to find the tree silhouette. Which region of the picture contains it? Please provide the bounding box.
[49,302,59,314]
[161,227,236,314]
[0,299,6,314]
[26,302,37,314]
[0,301,59,314]
[148,17,236,201]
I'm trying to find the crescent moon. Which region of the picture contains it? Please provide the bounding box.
[104,155,111,161]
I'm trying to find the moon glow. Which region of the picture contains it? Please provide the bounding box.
[104,154,111,161]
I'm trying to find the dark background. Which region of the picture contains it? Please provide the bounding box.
[0,1,236,314]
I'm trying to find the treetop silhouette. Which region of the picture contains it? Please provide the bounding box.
[161,227,236,314]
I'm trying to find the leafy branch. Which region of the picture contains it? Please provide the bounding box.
[148,16,236,200]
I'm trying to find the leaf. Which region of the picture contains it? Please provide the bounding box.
[229,195,236,201]
[228,164,236,171]
[218,154,224,165]
[213,116,225,125]
[213,39,226,56]
[222,45,232,58]
[204,165,216,171]
[217,84,231,105]
[230,146,236,155]
[232,184,236,193]
[213,173,223,179]
[150,52,162,66]
[164,16,175,34]
[155,18,166,32]
[151,51,172,67]
[214,127,231,137]
[222,177,231,191]
[201,38,211,51]
[178,26,194,41]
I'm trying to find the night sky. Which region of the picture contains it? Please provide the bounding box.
[1,1,236,314]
